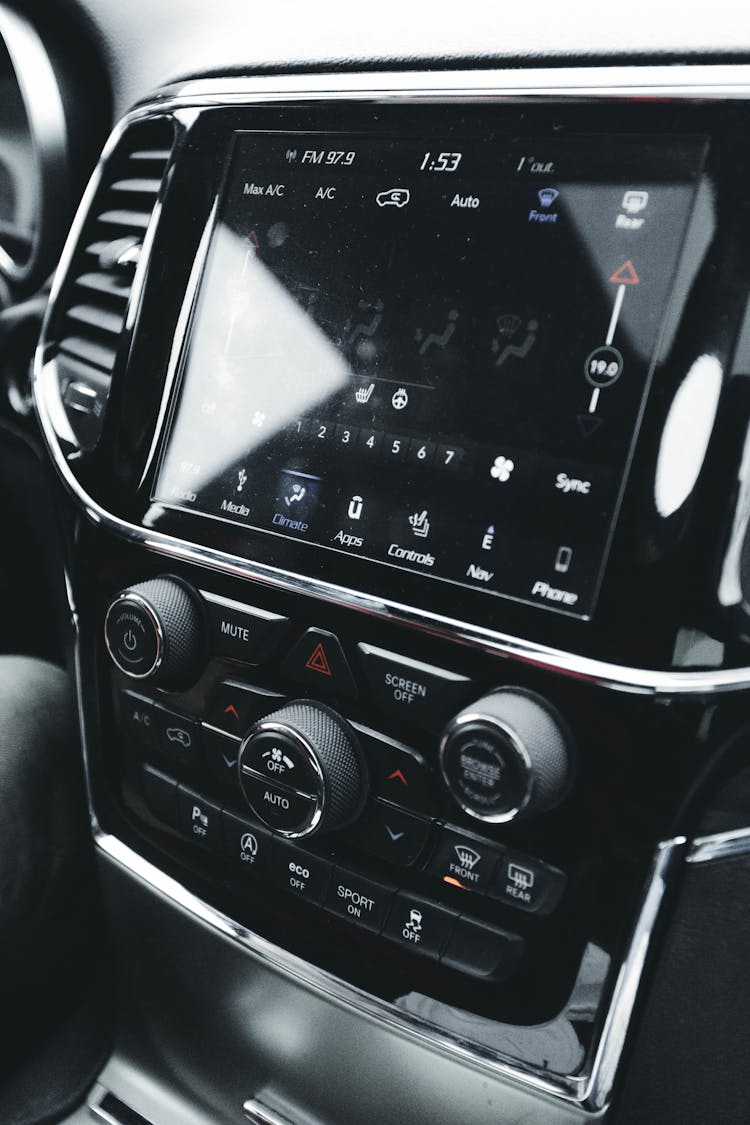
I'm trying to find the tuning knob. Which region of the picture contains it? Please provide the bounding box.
[104,576,205,689]
[439,689,573,824]
[238,701,367,838]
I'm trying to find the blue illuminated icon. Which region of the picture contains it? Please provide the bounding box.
[274,468,322,526]
[537,187,559,208]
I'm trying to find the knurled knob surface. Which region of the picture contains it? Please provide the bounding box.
[104,575,205,689]
[238,701,367,838]
[440,688,573,823]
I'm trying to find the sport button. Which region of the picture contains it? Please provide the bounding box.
[324,867,395,932]
[357,644,472,730]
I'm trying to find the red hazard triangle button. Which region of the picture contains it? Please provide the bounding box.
[282,628,357,699]
[609,259,639,285]
[305,641,331,676]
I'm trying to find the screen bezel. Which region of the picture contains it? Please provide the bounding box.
[149,123,705,623]
[59,91,745,670]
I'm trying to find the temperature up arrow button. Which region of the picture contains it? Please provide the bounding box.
[355,726,431,812]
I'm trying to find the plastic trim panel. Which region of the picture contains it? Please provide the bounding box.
[93,827,685,1112]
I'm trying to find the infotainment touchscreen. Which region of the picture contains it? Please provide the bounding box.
[153,130,706,618]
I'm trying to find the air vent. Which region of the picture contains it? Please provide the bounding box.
[53,117,175,449]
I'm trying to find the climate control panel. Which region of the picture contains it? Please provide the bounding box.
[105,575,574,830]
[238,701,367,837]
[106,574,578,984]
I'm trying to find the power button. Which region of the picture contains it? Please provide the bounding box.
[104,594,162,679]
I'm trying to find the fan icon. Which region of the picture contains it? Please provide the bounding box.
[490,455,515,483]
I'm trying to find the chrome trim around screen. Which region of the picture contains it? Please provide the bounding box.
[687,825,750,864]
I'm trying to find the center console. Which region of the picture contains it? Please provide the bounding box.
[33,69,750,1120]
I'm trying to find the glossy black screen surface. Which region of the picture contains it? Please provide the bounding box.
[153,131,705,618]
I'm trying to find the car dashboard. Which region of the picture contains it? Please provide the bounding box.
[2,6,750,1123]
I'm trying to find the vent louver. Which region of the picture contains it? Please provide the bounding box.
[54,117,174,449]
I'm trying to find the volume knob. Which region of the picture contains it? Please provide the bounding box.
[104,576,205,689]
[439,688,573,823]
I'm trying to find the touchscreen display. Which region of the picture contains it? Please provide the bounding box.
[153,131,705,617]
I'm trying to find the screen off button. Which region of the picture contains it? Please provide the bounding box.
[357,643,473,731]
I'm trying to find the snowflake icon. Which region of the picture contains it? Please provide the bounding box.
[490,455,515,483]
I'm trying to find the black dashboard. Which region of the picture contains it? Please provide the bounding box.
[2,6,750,1125]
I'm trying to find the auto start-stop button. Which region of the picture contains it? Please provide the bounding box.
[104,595,161,678]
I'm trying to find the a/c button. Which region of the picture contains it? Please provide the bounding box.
[357,643,473,731]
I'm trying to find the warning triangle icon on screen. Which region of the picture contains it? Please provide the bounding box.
[609,259,639,285]
[305,641,332,676]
